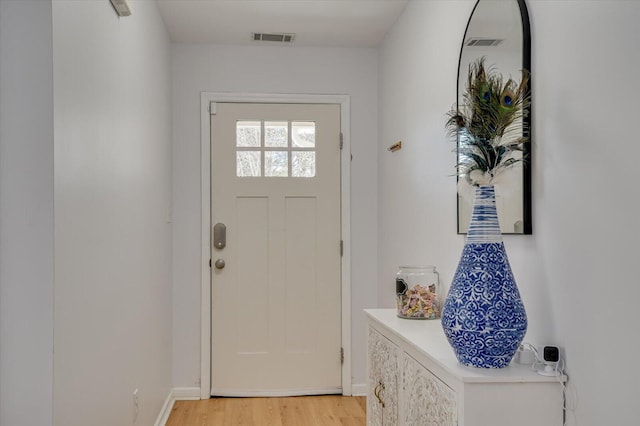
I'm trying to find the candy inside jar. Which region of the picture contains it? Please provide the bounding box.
[396,266,441,319]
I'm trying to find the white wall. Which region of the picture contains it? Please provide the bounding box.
[529,1,640,423]
[171,44,378,389]
[378,0,479,311]
[52,1,173,425]
[379,0,640,424]
[0,1,55,425]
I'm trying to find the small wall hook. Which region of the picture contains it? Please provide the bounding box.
[388,141,402,152]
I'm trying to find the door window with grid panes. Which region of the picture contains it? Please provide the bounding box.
[236,120,316,178]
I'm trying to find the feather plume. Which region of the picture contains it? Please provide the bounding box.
[447,57,530,186]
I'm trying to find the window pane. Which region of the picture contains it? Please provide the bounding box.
[236,121,261,147]
[265,151,288,177]
[292,151,316,177]
[291,121,315,148]
[265,121,288,147]
[237,151,261,177]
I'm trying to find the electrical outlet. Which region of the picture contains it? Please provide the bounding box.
[133,388,139,424]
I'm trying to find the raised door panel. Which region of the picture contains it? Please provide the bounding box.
[402,352,457,426]
[367,327,399,426]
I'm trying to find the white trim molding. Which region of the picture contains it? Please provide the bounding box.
[200,92,352,398]
[351,383,368,397]
[172,387,201,400]
[154,387,201,426]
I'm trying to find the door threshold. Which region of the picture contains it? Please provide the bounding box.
[210,387,343,398]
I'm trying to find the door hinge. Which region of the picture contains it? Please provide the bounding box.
[209,101,217,115]
[340,240,343,257]
[341,347,344,364]
[339,133,343,150]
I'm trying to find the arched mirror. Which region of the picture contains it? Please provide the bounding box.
[457,0,531,234]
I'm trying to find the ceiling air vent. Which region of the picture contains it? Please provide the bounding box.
[465,38,503,47]
[252,33,296,43]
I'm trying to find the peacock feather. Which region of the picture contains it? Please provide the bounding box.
[447,57,530,186]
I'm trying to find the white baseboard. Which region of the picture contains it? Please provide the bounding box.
[154,387,202,426]
[154,390,175,426]
[172,387,201,400]
[351,383,368,396]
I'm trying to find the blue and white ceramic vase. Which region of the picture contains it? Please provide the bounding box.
[442,185,527,368]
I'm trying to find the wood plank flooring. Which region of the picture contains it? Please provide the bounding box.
[166,395,366,426]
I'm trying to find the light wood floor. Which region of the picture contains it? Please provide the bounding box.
[166,395,366,426]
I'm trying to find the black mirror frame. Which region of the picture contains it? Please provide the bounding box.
[455,0,532,235]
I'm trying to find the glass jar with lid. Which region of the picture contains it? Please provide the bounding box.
[396,266,441,319]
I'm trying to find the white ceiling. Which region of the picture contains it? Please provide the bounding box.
[156,0,409,48]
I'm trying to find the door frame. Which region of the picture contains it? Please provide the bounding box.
[199,92,352,399]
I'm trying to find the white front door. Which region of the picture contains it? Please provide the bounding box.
[210,102,342,396]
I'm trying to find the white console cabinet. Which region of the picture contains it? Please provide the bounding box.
[366,309,565,426]
[367,327,400,426]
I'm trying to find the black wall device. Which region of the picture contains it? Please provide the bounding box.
[543,346,560,363]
